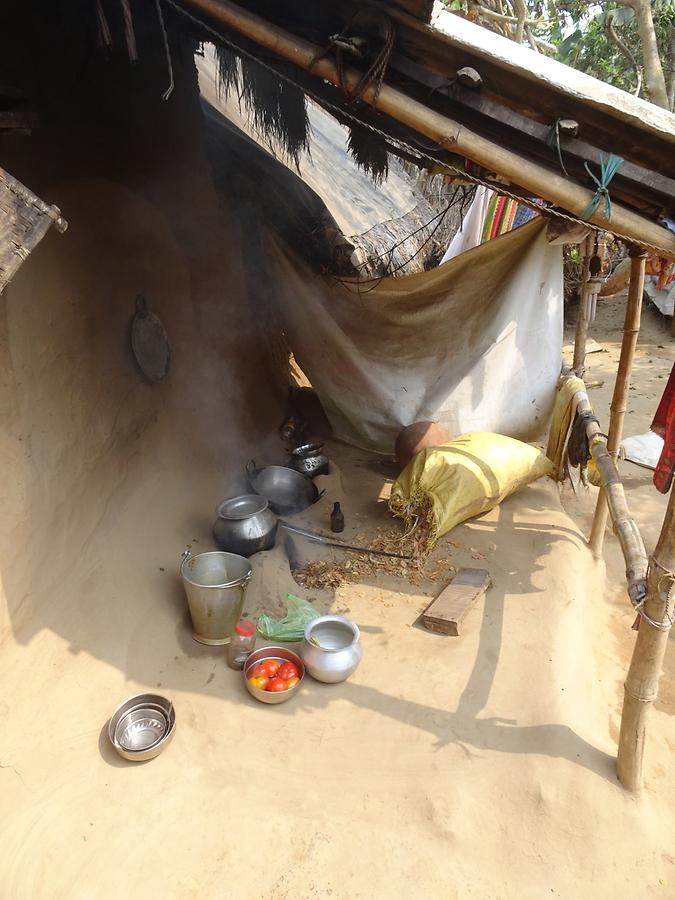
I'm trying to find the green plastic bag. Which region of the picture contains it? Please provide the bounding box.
[256,593,319,642]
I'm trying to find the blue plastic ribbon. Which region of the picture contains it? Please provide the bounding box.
[581,153,623,222]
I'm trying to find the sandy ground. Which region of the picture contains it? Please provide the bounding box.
[1,263,674,898]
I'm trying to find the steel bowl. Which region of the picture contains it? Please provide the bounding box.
[108,693,175,761]
[246,462,320,516]
[244,646,305,705]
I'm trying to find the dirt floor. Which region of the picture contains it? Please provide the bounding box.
[1,270,674,899]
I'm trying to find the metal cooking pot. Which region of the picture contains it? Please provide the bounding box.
[288,442,330,478]
[246,460,321,516]
[301,615,363,683]
[213,494,278,557]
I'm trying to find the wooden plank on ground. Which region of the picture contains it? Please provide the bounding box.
[422,568,491,636]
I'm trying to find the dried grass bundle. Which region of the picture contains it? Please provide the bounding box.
[215,46,310,167]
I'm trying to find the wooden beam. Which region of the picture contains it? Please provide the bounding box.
[389,50,675,206]
[182,0,675,258]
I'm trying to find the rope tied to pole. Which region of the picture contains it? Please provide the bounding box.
[581,153,623,223]
[545,119,569,177]
[309,10,395,105]
[631,555,675,631]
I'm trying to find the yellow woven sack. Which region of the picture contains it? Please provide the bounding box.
[389,432,554,548]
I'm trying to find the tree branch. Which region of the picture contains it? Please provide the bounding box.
[604,10,643,96]
[512,0,527,43]
[468,3,546,27]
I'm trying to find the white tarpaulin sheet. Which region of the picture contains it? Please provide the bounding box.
[266,219,563,452]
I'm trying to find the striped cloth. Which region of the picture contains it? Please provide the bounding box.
[480,193,539,243]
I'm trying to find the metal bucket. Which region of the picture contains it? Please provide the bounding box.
[180,549,252,645]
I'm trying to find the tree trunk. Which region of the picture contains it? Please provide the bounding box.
[667,23,675,112]
[619,0,670,109]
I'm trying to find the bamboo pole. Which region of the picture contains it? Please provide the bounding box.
[589,249,647,559]
[575,390,648,602]
[573,236,592,375]
[183,0,675,260]
[617,485,675,792]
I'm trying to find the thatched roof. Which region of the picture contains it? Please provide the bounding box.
[176,0,675,256]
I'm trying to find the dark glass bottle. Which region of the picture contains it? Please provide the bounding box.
[330,502,345,533]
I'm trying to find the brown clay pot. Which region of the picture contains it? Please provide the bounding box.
[395,421,453,471]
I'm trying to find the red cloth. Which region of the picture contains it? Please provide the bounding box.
[652,363,675,493]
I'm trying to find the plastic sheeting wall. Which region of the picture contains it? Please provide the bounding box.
[264,219,563,452]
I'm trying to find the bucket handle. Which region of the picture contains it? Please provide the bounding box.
[245,459,256,477]
[180,546,192,571]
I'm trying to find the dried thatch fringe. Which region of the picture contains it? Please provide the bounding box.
[346,125,389,184]
[215,46,309,167]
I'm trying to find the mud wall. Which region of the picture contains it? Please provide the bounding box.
[0,13,278,647]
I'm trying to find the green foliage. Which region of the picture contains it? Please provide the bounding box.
[554,1,675,98]
[443,0,675,104]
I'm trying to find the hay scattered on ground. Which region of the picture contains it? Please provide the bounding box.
[293,514,455,591]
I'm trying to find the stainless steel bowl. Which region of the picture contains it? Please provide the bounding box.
[246,462,320,516]
[244,646,305,705]
[108,693,175,761]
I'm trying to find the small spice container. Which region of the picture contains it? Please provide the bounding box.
[227,619,257,670]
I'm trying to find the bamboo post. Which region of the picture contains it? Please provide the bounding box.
[573,236,592,375]
[183,0,675,260]
[617,485,675,791]
[589,249,647,559]
[575,389,648,602]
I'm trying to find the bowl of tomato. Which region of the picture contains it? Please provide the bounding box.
[243,646,305,704]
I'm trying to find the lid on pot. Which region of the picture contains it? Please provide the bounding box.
[235,619,255,636]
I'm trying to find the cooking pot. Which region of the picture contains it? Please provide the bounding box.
[246,460,321,516]
[213,494,277,557]
[288,442,329,478]
[301,615,363,683]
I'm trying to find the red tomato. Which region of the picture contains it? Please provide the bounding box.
[260,659,281,678]
[278,662,299,681]
[286,676,300,689]
[251,662,268,679]
[248,675,268,690]
[265,677,288,692]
